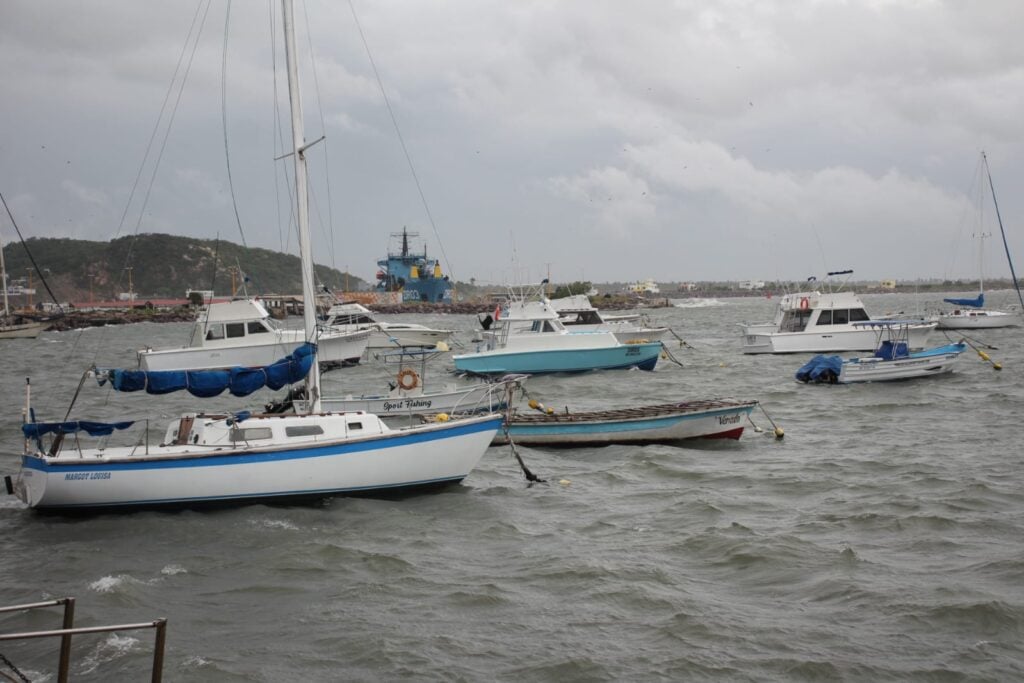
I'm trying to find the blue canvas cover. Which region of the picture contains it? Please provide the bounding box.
[795,355,843,383]
[103,343,315,398]
[23,420,135,439]
[943,292,984,308]
[875,341,909,360]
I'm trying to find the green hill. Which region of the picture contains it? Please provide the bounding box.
[1,233,366,302]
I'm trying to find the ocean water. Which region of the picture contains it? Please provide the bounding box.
[1,291,1022,681]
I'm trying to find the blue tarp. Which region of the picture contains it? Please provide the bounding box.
[875,340,909,360]
[943,292,984,308]
[22,420,135,439]
[103,343,315,398]
[795,355,843,383]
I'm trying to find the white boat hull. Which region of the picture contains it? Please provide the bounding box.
[742,324,934,354]
[366,328,452,348]
[0,321,45,339]
[139,329,370,370]
[839,347,964,382]
[13,414,501,511]
[312,382,511,417]
[935,310,1018,329]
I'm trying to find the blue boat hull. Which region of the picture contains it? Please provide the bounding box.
[453,343,661,375]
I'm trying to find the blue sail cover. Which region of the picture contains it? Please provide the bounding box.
[943,292,984,308]
[23,420,135,439]
[103,343,315,398]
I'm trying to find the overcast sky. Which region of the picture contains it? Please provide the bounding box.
[2,0,1023,287]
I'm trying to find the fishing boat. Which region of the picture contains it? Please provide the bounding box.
[321,300,453,349]
[549,294,669,342]
[795,321,966,384]
[0,232,45,339]
[492,398,758,446]
[138,297,371,371]
[297,347,525,418]
[740,270,935,353]
[4,0,502,512]
[454,284,662,375]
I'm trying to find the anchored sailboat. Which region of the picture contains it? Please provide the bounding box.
[937,152,1021,329]
[5,0,501,512]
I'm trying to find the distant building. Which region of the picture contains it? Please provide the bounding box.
[626,278,660,295]
[880,279,897,290]
[677,282,698,292]
[737,280,765,290]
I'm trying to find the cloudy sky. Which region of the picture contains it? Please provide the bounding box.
[2,0,1023,287]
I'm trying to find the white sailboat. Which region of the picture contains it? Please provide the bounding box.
[937,152,1021,329]
[0,232,45,340]
[5,0,501,512]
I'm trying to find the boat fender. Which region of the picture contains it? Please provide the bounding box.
[528,399,554,415]
[397,368,420,390]
[434,413,450,422]
[799,297,810,311]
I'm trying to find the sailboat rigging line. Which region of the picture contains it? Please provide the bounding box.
[300,0,339,274]
[983,152,1024,312]
[111,0,209,244]
[221,0,250,251]
[0,192,63,313]
[347,0,458,283]
[110,0,213,328]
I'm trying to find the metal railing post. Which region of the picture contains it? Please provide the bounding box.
[57,597,75,683]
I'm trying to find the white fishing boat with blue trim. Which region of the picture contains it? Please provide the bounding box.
[455,284,662,375]
[492,398,758,446]
[4,0,501,512]
[795,321,967,384]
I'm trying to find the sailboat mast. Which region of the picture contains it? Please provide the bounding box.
[0,233,9,317]
[983,151,1024,312]
[282,0,321,412]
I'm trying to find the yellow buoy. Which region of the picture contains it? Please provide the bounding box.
[559,479,571,486]
[774,427,785,439]
[434,413,450,422]
[993,362,1003,371]
[435,341,449,352]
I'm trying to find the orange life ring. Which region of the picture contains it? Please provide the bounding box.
[397,368,420,391]
[799,297,810,311]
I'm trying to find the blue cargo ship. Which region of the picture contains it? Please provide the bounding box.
[376,228,452,303]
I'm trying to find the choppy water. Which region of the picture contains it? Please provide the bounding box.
[1,291,1022,681]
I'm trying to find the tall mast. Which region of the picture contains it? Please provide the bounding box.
[282,0,321,411]
[0,232,9,317]
[983,151,1024,312]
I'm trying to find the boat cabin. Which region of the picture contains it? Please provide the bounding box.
[161,412,386,448]
[194,299,280,347]
[774,292,871,333]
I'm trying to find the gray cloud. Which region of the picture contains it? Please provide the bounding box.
[2,0,1022,286]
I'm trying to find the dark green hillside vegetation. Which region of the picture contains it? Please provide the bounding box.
[1,233,365,301]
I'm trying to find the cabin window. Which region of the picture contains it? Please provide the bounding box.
[248,321,269,335]
[832,309,849,325]
[226,322,246,338]
[205,324,225,340]
[850,308,870,322]
[348,422,363,431]
[285,425,324,437]
[781,311,811,332]
[230,427,273,442]
[817,310,833,325]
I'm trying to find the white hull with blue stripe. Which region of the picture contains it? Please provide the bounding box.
[12,412,501,511]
